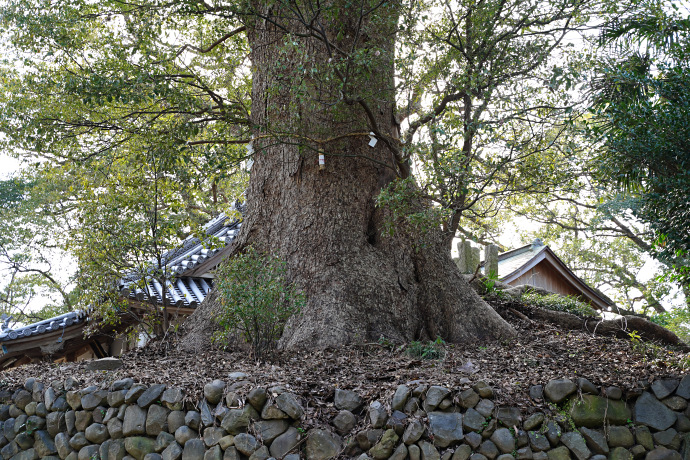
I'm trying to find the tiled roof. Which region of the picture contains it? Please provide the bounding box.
[119,213,240,308]
[0,212,240,345]
[123,276,215,309]
[0,311,87,342]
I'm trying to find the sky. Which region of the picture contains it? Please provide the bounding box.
[0,154,21,179]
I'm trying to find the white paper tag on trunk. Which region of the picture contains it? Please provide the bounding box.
[368,132,377,147]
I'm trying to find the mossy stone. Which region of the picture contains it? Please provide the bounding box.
[124,436,157,460]
[609,447,632,460]
[569,395,631,428]
[368,429,399,460]
[546,446,571,460]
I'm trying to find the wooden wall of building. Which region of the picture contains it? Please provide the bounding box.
[509,260,583,299]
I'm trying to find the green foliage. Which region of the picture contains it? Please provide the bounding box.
[405,336,446,360]
[650,309,690,344]
[481,270,501,295]
[481,417,491,430]
[377,335,395,349]
[376,177,447,243]
[627,329,650,358]
[590,0,690,292]
[213,247,305,359]
[0,174,76,319]
[0,178,33,211]
[521,290,598,318]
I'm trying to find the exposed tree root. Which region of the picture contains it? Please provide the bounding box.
[505,301,689,351]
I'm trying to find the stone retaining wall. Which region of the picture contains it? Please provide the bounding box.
[1,372,689,460]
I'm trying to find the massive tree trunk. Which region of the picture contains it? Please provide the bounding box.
[182,0,514,350]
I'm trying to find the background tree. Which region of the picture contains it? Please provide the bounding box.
[391,0,587,247]
[474,1,690,317]
[589,0,690,298]
[0,0,250,333]
[0,176,76,326]
[0,148,247,335]
[502,132,681,315]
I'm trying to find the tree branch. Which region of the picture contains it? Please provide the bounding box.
[177,26,247,56]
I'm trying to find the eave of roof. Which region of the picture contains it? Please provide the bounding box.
[0,311,87,342]
[0,309,138,369]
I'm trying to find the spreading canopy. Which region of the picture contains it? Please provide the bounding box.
[0,0,607,346]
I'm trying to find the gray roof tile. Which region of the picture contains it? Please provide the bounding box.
[119,212,240,307]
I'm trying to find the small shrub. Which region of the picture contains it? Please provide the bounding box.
[521,290,597,317]
[480,271,510,300]
[628,329,672,363]
[377,335,395,349]
[482,270,500,293]
[405,336,446,360]
[213,246,305,359]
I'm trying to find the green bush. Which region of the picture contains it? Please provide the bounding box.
[521,290,598,318]
[213,247,305,359]
[405,336,446,360]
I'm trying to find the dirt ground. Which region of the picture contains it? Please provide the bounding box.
[1,299,687,429]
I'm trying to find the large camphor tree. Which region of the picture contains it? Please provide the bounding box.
[0,0,593,348]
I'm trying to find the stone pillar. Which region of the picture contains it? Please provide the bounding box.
[485,244,499,278]
[456,240,473,273]
[470,247,481,274]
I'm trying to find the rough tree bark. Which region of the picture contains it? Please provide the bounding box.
[181,0,514,350]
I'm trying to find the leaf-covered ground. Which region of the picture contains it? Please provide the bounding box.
[1,299,687,430]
